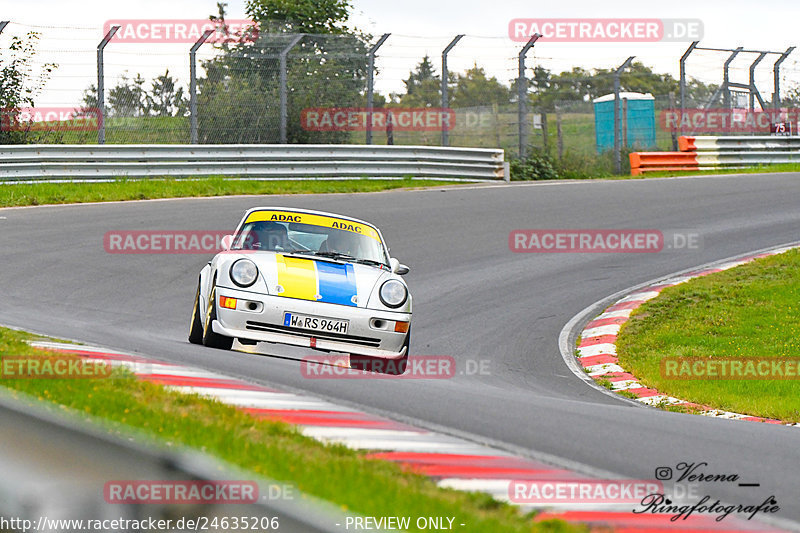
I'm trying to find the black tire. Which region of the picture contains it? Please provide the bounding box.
[188,282,204,345]
[350,328,410,375]
[202,285,234,350]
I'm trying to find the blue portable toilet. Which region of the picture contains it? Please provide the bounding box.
[593,92,656,153]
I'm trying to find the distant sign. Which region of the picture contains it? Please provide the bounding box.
[770,122,792,136]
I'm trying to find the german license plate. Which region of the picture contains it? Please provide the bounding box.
[284,312,349,334]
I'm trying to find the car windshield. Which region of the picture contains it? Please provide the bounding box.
[231,211,388,267]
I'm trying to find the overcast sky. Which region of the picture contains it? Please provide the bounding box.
[2,0,799,106]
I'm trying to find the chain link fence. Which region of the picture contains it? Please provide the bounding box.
[2,20,800,174]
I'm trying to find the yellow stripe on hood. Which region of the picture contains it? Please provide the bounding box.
[275,255,318,301]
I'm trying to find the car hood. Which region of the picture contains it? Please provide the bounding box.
[248,252,389,308]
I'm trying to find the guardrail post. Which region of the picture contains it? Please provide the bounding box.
[613,56,634,174]
[679,41,698,137]
[517,33,541,160]
[279,34,304,144]
[773,47,795,111]
[97,26,120,144]
[441,34,464,147]
[366,33,390,145]
[189,29,214,144]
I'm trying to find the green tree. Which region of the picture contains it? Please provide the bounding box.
[148,70,187,117]
[450,65,511,108]
[391,55,441,107]
[198,1,369,143]
[108,73,148,117]
[0,31,56,144]
[245,0,353,34]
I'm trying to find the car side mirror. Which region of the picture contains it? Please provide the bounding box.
[390,257,410,275]
[221,234,234,251]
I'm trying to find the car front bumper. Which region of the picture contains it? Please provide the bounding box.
[212,286,411,359]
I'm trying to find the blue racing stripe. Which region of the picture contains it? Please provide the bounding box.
[316,261,357,306]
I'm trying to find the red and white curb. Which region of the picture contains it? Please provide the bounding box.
[27,340,787,532]
[576,245,800,426]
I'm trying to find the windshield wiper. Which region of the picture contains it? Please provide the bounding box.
[287,250,386,268]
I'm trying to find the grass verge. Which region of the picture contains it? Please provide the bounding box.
[0,177,461,208]
[616,248,800,422]
[628,162,800,179]
[0,327,579,532]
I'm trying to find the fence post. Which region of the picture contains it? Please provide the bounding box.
[747,52,767,111]
[517,33,541,160]
[668,92,678,151]
[679,41,698,138]
[441,34,464,146]
[556,105,563,160]
[97,26,119,145]
[614,56,634,174]
[722,47,742,109]
[279,34,304,144]
[189,29,214,144]
[366,33,390,145]
[773,47,795,111]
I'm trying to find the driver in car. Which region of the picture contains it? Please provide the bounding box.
[320,229,360,257]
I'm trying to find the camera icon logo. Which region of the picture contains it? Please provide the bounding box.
[655,467,673,480]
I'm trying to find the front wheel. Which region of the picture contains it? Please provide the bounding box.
[188,282,204,344]
[202,285,233,350]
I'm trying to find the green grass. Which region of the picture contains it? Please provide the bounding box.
[0,177,459,208]
[0,328,580,532]
[630,162,800,179]
[616,248,800,422]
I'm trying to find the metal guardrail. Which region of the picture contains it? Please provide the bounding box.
[0,144,506,181]
[0,389,383,533]
[679,135,800,152]
[630,135,800,175]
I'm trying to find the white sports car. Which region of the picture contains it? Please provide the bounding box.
[189,207,412,365]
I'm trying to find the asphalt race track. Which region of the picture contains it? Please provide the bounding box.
[2,173,800,524]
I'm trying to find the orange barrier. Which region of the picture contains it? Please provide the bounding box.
[678,136,697,152]
[629,152,699,175]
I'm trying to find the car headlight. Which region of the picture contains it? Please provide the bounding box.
[230,259,258,287]
[379,279,408,308]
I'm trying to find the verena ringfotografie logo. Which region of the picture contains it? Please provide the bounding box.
[509,230,701,253]
[104,481,258,504]
[103,19,259,44]
[662,358,800,380]
[1,356,112,379]
[661,109,800,133]
[508,18,703,42]
[0,107,101,132]
[509,480,663,504]
[300,108,455,132]
[301,355,457,379]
